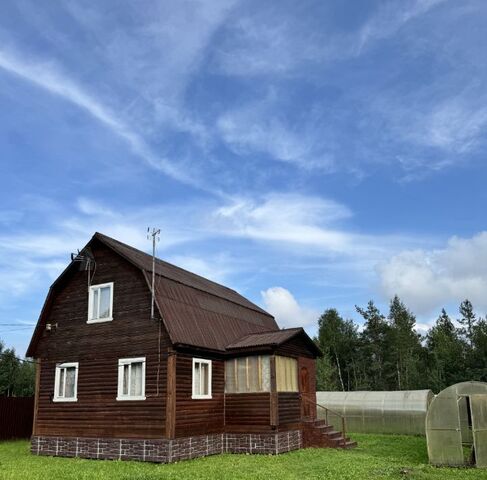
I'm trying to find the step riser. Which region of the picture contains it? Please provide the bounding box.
[301,421,357,450]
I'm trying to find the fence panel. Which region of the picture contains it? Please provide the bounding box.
[0,397,34,440]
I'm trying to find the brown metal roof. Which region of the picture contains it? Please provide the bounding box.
[225,328,303,349]
[95,233,271,317]
[28,232,322,356]
[94,233,279,352]
[225,327,322,356]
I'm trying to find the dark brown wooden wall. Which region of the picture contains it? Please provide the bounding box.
[225,393,271,430]
[278,392,301,424]
[34,242,170,439]
[174,354,224,437]
[275,335,316,358]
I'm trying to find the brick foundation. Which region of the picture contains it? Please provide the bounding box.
[31,431,302,463]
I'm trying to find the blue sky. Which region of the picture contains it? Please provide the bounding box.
[1,0,487,356]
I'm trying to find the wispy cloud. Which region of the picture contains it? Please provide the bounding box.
[208,193,425,260]
[217,93,333,169]
[0,48,195,184]
[356,0,447,53]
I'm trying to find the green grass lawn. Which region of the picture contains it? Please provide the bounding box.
[0,434,484,480]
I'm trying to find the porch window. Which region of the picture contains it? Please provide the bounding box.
[225,355,270,393]
[192,358,212,399]
[87,282,114,323]
[117,357,146,400]
[276,356,298,392]
[54,362,78,402]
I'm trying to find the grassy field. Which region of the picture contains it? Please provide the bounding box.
[0,434,484,480]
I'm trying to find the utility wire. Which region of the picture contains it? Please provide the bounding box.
[0,352,35,363]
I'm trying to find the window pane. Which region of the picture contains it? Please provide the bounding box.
[276,356,298,392]
[201,363,209,395]
[123,364,129,395]
[58,368,65,397]
[225,360,236,393]
[237,357,247,392]
[194,363,201,395]
[99,287,111,318]
[248,356,260,392]
[92,289,99,319]
[261,356,270,392]
[65,367,76,398]
[131,362,143,396]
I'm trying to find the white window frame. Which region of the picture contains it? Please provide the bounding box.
[87,282,114,323]
[53,362,79,402]
[192,358,212,399]
[117,357,146,401]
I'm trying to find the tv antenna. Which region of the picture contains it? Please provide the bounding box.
[147,227,160,320]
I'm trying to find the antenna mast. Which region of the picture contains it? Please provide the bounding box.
[147,227,160,320]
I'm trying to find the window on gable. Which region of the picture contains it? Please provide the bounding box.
[117,357,146,400]
[88,282,113,323]
[192,358,212,399]
[54,362,78,402]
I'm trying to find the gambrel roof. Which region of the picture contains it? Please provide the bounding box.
[27,232,319,357]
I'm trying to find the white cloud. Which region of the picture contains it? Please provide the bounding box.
[419,99,487,153]
[261,287,318,328]
[211,193,353,252]
[165,254,233,285]
[217,95,332,169]
[214,0,446,77]
[378,231,487,314]
[357,0,447,53]
[0,48,195,184]
[209,193,424,263]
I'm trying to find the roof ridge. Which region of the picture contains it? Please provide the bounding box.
[93,232,273,318]
[95,232,239,294]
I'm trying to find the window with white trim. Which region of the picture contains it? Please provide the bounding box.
[192,358,212,399]
[88,282,114,323]
[117,357,146,401]
[54,362,78,402]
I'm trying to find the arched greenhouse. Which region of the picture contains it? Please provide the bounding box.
[316,390,434,435]
[425,381,487,468]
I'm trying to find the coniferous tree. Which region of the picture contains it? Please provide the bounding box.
[356,301,389,390]
[458,299,477,346]
[386,296,424,390]
[469,317,487,381]
[426,309,466,391]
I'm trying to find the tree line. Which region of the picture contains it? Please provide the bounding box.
[315,296,487,393]
[0,340,35,397]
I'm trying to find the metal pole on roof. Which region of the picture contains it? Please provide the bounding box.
[148,227,160,320]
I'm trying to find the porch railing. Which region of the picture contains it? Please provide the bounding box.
[300,395,347,445]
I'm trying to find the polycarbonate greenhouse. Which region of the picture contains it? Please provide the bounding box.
[426,381,487,468]
[316,390,434,435]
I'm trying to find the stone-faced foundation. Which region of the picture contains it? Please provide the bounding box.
[31,430,302,463]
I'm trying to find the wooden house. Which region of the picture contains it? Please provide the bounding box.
[27,232,354,463]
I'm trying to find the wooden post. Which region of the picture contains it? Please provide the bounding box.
[270,355,278,428]
[32,358,41,436]
[165,351,176,439]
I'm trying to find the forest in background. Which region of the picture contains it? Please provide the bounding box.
[315,296,487,393]
[0,341,35,397]
[1,296,486,397]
